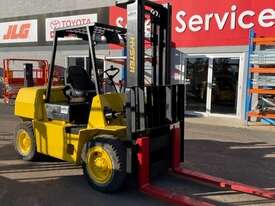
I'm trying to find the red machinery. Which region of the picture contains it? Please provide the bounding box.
[3,58,48,103]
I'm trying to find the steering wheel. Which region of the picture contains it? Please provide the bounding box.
[99,66,120,92]
[100,65,119,79]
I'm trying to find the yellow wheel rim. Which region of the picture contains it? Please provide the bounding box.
[16,129,32,156]
[87,146,113,184]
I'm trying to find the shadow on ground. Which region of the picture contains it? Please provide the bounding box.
[0,137,275,206]
[184,139,275,188]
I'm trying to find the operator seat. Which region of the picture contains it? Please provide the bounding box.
[65,66,96,102]
[45,66,96,124]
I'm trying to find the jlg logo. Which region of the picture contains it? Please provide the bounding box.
[0,20,37,43]
[3,23,31,40]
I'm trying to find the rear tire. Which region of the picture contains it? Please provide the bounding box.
[82,136,126,193]
[14,121,38,161]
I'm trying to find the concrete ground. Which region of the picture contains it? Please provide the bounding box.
[186,115,275,132]
[1,104,275,206]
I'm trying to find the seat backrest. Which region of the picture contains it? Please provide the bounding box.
[67,66,95,91]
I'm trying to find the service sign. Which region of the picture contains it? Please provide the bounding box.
[45,14,98,41]
[0,19,37,43]
[109,0,275,47]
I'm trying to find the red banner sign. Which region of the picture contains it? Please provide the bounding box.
[109,0,275,47]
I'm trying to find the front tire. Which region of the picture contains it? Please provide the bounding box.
[82,136,126,192]
[14,121,38,161]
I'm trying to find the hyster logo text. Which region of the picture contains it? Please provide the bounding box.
[129,37,136,73]
[3,24,31,40]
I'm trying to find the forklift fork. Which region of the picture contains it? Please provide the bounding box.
[136,136,215,206]
[136,127,275,206]
[171,127,275,200]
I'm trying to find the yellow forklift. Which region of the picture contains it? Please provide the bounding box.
[14,0,275,205]
[14,22,128,192]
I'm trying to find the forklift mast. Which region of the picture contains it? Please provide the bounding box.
[117,0,183,137]
[117,0,171,87]
[117,0,184,178]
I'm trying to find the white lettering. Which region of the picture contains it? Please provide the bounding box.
[189,15,203,32]
[238,10,255,29]
[205,13,214,31]
[214,12,229,30]
[145,19,151,35]
[175,11,187,33]
[116,17,125,28]
[259,9,275,27]
[230,5,237,29]
[117,5,274,34]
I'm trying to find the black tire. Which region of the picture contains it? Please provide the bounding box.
[14,121,38,161]
[82,136,127,193]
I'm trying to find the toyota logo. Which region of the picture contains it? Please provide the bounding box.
[50,20,61,29]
